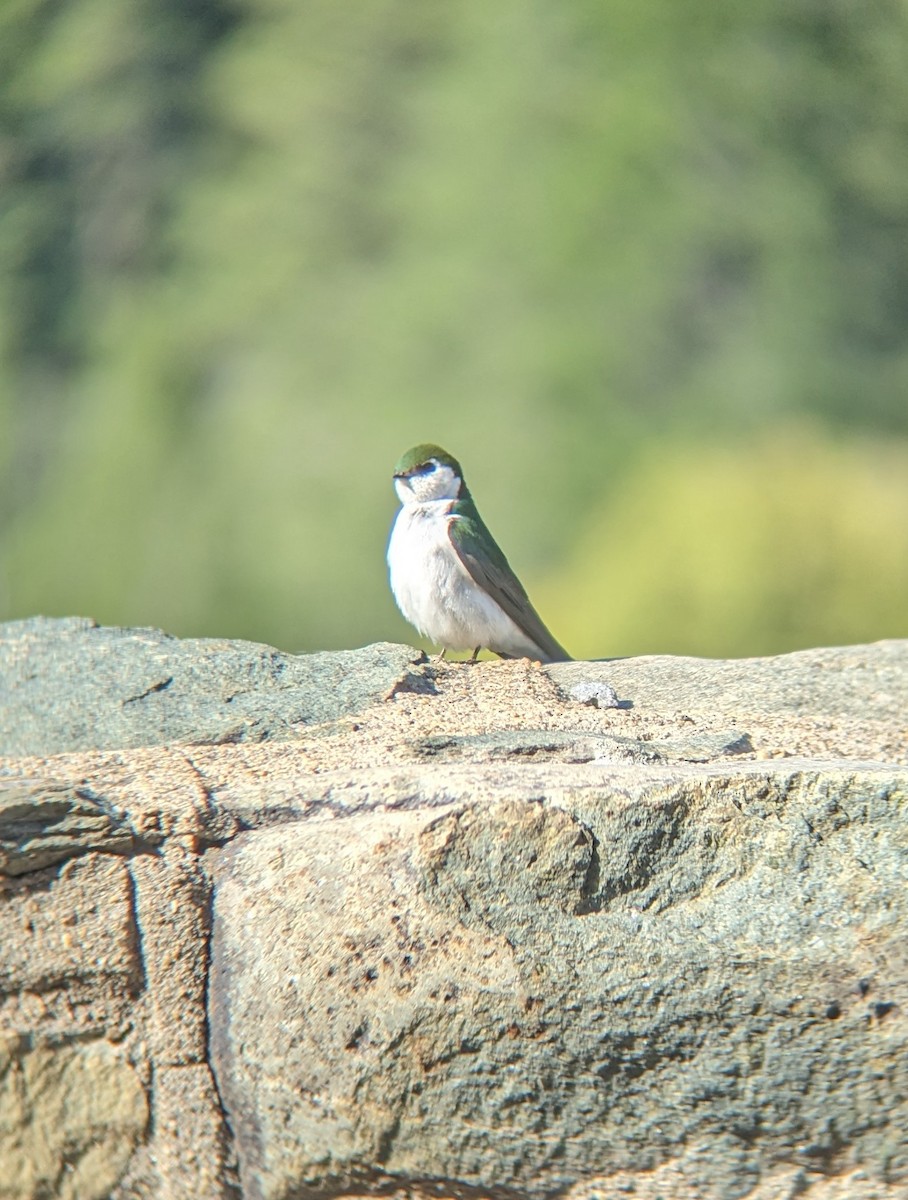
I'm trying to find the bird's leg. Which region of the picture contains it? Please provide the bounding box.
[468,646,481,663]
[435,647,448,663]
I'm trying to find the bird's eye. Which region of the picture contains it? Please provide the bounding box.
[421,461,437,473]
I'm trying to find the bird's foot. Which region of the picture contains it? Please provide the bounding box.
[434,648,448,663]
[467,646,481,663]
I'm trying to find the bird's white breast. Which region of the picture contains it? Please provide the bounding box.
[387,501,532,653]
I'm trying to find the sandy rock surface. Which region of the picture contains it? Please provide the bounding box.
[1,619,906,1199]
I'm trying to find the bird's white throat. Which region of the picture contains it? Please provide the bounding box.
[394,463,461,507]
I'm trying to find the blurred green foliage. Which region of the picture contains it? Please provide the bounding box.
[540,425,908,659]
[1,0,907,655]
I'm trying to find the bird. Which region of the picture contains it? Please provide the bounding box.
[387,443,572,663]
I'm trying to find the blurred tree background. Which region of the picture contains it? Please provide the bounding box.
[2,0,907,658]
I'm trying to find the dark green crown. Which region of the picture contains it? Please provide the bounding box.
[393,443,464,478]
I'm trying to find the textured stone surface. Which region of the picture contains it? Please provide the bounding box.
[209,766,908,1200]
[0,854,142,1028]
[0,616,425,755]
[550,638,908,722]
[0,620,906,1200]
[0,1036,148,1200]
[0,778,135,875]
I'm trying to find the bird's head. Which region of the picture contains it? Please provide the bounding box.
[393,444,465,506]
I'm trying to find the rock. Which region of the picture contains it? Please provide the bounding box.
[0,616,427,756]
[0,779,135,875]
[0,848,149,1198]
[0,1036,148,1200]
[569,679,621,708]
[209,764,908,1200]
[409,727,754,764]
[548,639,908,722]
[0,853,143,1016]
[0,619,906,1200]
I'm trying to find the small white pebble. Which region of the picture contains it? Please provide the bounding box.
[569,681,620,709]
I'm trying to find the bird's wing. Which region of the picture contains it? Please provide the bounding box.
[447,498,571,662]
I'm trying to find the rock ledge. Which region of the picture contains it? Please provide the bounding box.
[1,619,906,1200]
